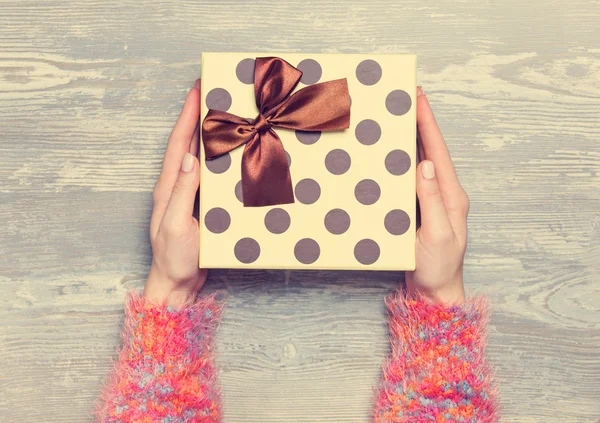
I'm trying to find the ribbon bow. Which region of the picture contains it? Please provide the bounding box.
[202,57,351,207]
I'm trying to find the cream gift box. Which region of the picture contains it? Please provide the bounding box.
[199,52,416,270]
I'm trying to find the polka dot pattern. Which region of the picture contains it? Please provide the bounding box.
[205,88,232,112]
[264,208,291,234]
[354,239,380,265]
[356,60,382,85]
[234,238,260,264]
[297,59,322,84]
[294,238,320,264]
[234,180,243,203]
[204,208,231,234]
[355,119,381,145]
[355,179,381,205]
[324,209,351,235]
[386,89,412,116]
[385,150,411,176]
[295,178,321,204]
[385,209,411,235]
[200,53,416,270]
[295,130,321,145]
[325,149,351,175]
[206,153,231,174]
[236,58,255,84]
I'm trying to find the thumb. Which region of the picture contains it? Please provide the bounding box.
[416,160,453,242]
[163,153,199,228]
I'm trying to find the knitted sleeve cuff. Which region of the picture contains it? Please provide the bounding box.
[121,290,222,371]
[96,290,223,423]
[374,290,499,423]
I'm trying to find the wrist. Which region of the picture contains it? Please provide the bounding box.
[144,264,197,307]
[416,284,466,306]
[405,274,466,306]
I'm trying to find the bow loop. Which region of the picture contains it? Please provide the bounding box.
[202,56,350,207]
[254,57,303,114]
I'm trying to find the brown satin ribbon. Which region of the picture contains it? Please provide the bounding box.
[202,57,351,207]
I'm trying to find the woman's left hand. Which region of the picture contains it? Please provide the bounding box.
[405,87,470,305]
[144,80,207,307]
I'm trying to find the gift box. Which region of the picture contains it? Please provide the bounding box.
[199,52,416,270]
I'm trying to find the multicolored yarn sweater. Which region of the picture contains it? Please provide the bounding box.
[97,290,498,423]
[374,293,498,423]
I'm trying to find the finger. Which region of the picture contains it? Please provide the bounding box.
[162,153,200,232]
[416,160,453,243]
[160,86,200,189]
[190,118,200,157]
[417,89,470,234]
[416,89,463,197]
[416,118,425,166]
[153,86,200,223]
[416,87,425,165]
[189,80,201,222]
[190,79,201,157]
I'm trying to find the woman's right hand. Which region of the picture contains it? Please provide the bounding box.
[144,80,208,307]
[405,87,470,305]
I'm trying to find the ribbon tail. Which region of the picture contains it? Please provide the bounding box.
[241,130,294,207]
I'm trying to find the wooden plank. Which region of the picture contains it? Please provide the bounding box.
[0,0,599,421]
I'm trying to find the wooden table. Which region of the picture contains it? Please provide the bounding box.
[1,1,598,421]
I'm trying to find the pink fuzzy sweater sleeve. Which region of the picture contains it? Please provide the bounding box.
[373,292,499,423]
[96,291,223,423]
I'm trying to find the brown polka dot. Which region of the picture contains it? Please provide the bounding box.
[286,151,292,167]
[234,180,243,203]
[234,238,260,264]
[385,209,411,235]
[295,130,321,145]
[386,90,412,116]
[324,209,351,235]
[204,207,231,234]
[325,149,351,175]
[295,178,321,204]
[294,238,320,264]
[354,179,380,205]
[264,208,291,234]
[356,59,382,85]
[236,58,255,84]
[297,59,322,84]
[355,119,381,145]
[205,153,231,174]
[205,88,232,112]
[354,239,380,265]
[385,150,411,176]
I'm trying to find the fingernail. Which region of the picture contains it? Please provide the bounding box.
[421,160,435,180]
[182,153,194,172]
[194,79,201,89]
[417,86,424,96]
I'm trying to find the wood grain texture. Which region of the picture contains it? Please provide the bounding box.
[1,0,599,421]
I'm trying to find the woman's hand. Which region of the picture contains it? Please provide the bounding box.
[406,87,470,305]
[144,80,207,307]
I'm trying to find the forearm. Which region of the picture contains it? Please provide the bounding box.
[374,291,498,423]
[96,291,222,423]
